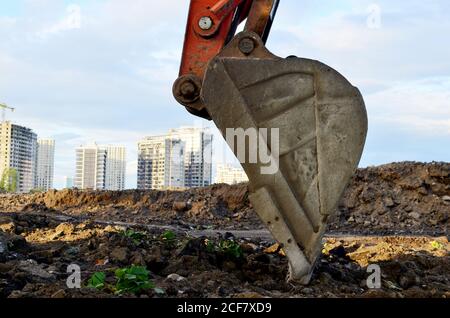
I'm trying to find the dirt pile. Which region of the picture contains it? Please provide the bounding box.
[0,213,448,298]
[332,162,449,234]
[0,182,253,229]
[0,162,448,234]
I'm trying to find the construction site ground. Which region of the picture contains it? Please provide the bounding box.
[0,162,448,298]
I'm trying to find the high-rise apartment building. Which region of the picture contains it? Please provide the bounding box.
[215,163,249,185]
[0,122,37,193]
[105,145,126,191]
[74,143,107,190]
[35,139,55,191]
[74,143,126,191]
[168,127,213,188]
[137,136,185,190]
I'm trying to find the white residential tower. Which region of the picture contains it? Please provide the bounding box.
[35,139,55,191]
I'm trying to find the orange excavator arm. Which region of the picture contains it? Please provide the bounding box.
[173,0,280,119]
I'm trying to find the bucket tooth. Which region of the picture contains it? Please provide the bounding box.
[201,32,368,284]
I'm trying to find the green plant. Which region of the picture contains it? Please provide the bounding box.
[0,168,17,193]
[431,241,445,250]
[121,229,147,244]
[114,265,154,295]
[205,239,216,253]
[219,240,243,259]
[29,187,45,194]
[161,230,176,241]
[205,239,243,259]
[160,230,177,247]
[87,272,106,290]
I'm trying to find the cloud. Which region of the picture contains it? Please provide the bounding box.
[37,4,82,38]
[367,77,450,135]
[1,0,449,189]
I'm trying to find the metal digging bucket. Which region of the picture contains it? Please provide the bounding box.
[201,32,368,284]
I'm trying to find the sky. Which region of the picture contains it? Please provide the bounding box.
[0,0,449,189]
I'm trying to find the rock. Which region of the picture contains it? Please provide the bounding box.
[104,225,117,232]
[442,195,450,202]
[110,247,128,263]
[173,201,190,212]
[418,187,428,195]
[216,286,228,297]
[383,197,395,208]
[301,287,313,294]
[87,239,97,250]
[404,205,413,212]
[399,271,419,289]
[263,243,285,256]
[18,260,55,281]
[348,216,355,223]
[8,290,30,298]
[329,245,347,258]
[8,233,26,250]
[206,280,216,289]
[319,272,333,284]
[240,243,258,253]
[0,216,15,233]
[167,273,186,282]
[0,231,26,257]
[130,251,145,266]
[51,289,66,298]
[408,212,421,220]
[54,223,75,235]
[0,262,13,273]
[0,233,8,256]
[65,246,80,256]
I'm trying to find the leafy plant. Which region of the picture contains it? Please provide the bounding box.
[0,168,17,193]
[205,239,243,259]
[114,265,154,295]
[205,239,216,253]
[161,230,176,241]
[219,240,243,259]
[121,229,147,244]
[160,230,177,247]
[430,241,445,250]
[87,272,106,290]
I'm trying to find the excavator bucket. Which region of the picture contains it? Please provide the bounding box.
[201,32,368,284]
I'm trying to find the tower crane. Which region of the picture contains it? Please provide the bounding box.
[0,103,15,122]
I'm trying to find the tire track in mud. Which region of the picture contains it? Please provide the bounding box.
[5,211,446,241]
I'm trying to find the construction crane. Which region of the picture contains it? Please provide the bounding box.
[0,103,15,122]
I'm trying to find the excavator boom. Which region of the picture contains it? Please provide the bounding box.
[173,1,368,284]
[173,0,279,119]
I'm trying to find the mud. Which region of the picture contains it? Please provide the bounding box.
[0,162,448,298]
[0,213,448,298]
[0,162,448,235]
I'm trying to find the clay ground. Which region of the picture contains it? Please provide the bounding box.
[0,162,449,298]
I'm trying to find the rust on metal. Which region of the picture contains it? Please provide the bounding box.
[244,0,274,37]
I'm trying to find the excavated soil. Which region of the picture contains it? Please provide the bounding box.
[0,216,448,298]
[0,162,448,235]
[0,162,449,298]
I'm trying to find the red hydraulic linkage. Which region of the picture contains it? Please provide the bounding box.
[173,0,279,119]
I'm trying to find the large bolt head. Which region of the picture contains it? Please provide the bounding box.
[238,37,256,55]
[198,16,213,30]
[180,81,196,98]
[173,75,202,104]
